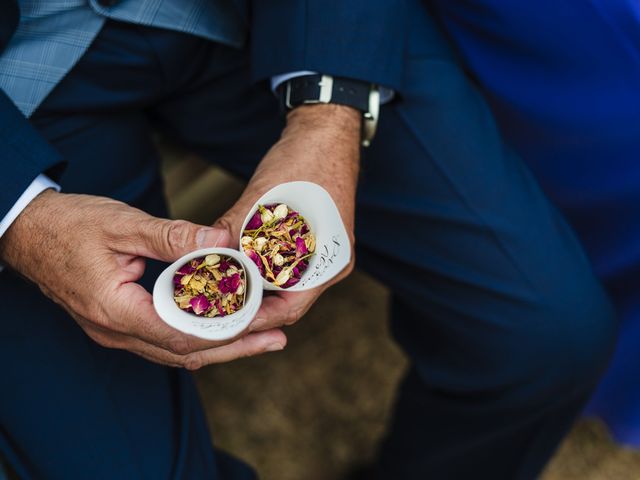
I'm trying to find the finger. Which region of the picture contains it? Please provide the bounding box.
[121,216,230,262]
[86,319,287,369]
[111,282,254,355]
[177,328,287,369]
[248,288,324,332]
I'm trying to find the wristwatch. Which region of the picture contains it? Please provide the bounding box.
[277,74,380,147]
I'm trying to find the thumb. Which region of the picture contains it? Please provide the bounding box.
[130,218,231,262]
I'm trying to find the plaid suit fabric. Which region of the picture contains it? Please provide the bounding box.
[0,0,245,117]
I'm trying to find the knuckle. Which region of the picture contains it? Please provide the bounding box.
[167,337,193,356]
[162,220,195,252]
[240,348,255,359]
[284,307,303,326]
[183,354,203,371]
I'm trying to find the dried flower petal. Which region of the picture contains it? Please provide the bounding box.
[254,237,268,253]
[219,273,241,294]
[190,294,211,315]
[305,236,315,252]
[173,255,246,318]
[273,204,288,219]
[242,203,315,288]
[244,249,264,274]
[273,253,284,266]
[282,277,300,288]
[188,275,207,292]
[177,263,196,275]
[260,209,274,224]
[295,237,308,258]
[205,254,220,266]
[274,268,291,286]
[246,212,262,230]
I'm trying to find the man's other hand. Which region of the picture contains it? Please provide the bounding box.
[215,104,361,334]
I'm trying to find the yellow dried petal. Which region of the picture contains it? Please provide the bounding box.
[174,295,192,309]
[258,252,275,280]
[188,275,207,292]
[211,268,222,281]
[305,235,316,252]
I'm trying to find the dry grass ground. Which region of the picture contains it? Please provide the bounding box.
[163,153,640,480]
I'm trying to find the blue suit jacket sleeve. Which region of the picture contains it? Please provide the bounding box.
[250,1,406,90]
[0,90,63,219]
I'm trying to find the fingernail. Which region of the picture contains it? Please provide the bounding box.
[266,343,284,352]
[196,228,227,248]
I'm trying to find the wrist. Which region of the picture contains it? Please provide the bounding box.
[284,104,361,146]
[0,189,58,268]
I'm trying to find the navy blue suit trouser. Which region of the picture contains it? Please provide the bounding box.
[0,16,618,480]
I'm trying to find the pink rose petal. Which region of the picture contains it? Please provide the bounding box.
[219,273,241,294]
[295,237,308,258]
[282,277,300,288]
[245,249,264,274]
[246,211,262,230]
[190,294,211,315]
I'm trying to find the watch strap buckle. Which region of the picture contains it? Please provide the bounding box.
[285,75,334,108]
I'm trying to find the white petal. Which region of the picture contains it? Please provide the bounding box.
[273,203,289,219]
[205,254,220,266]
[274,269,291,286]
[261,209,274,223]
[273,253,285,266]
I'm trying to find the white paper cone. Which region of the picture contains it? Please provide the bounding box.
[239,181,351,291]
[153,248,263,341]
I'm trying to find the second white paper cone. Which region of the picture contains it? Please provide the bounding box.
[239,181,351,292]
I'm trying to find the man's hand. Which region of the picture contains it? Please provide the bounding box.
[215,104,361,332]
[0,190,286,369]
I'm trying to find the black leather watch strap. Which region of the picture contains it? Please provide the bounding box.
[277,74,380,147]
[277,74,371,114]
